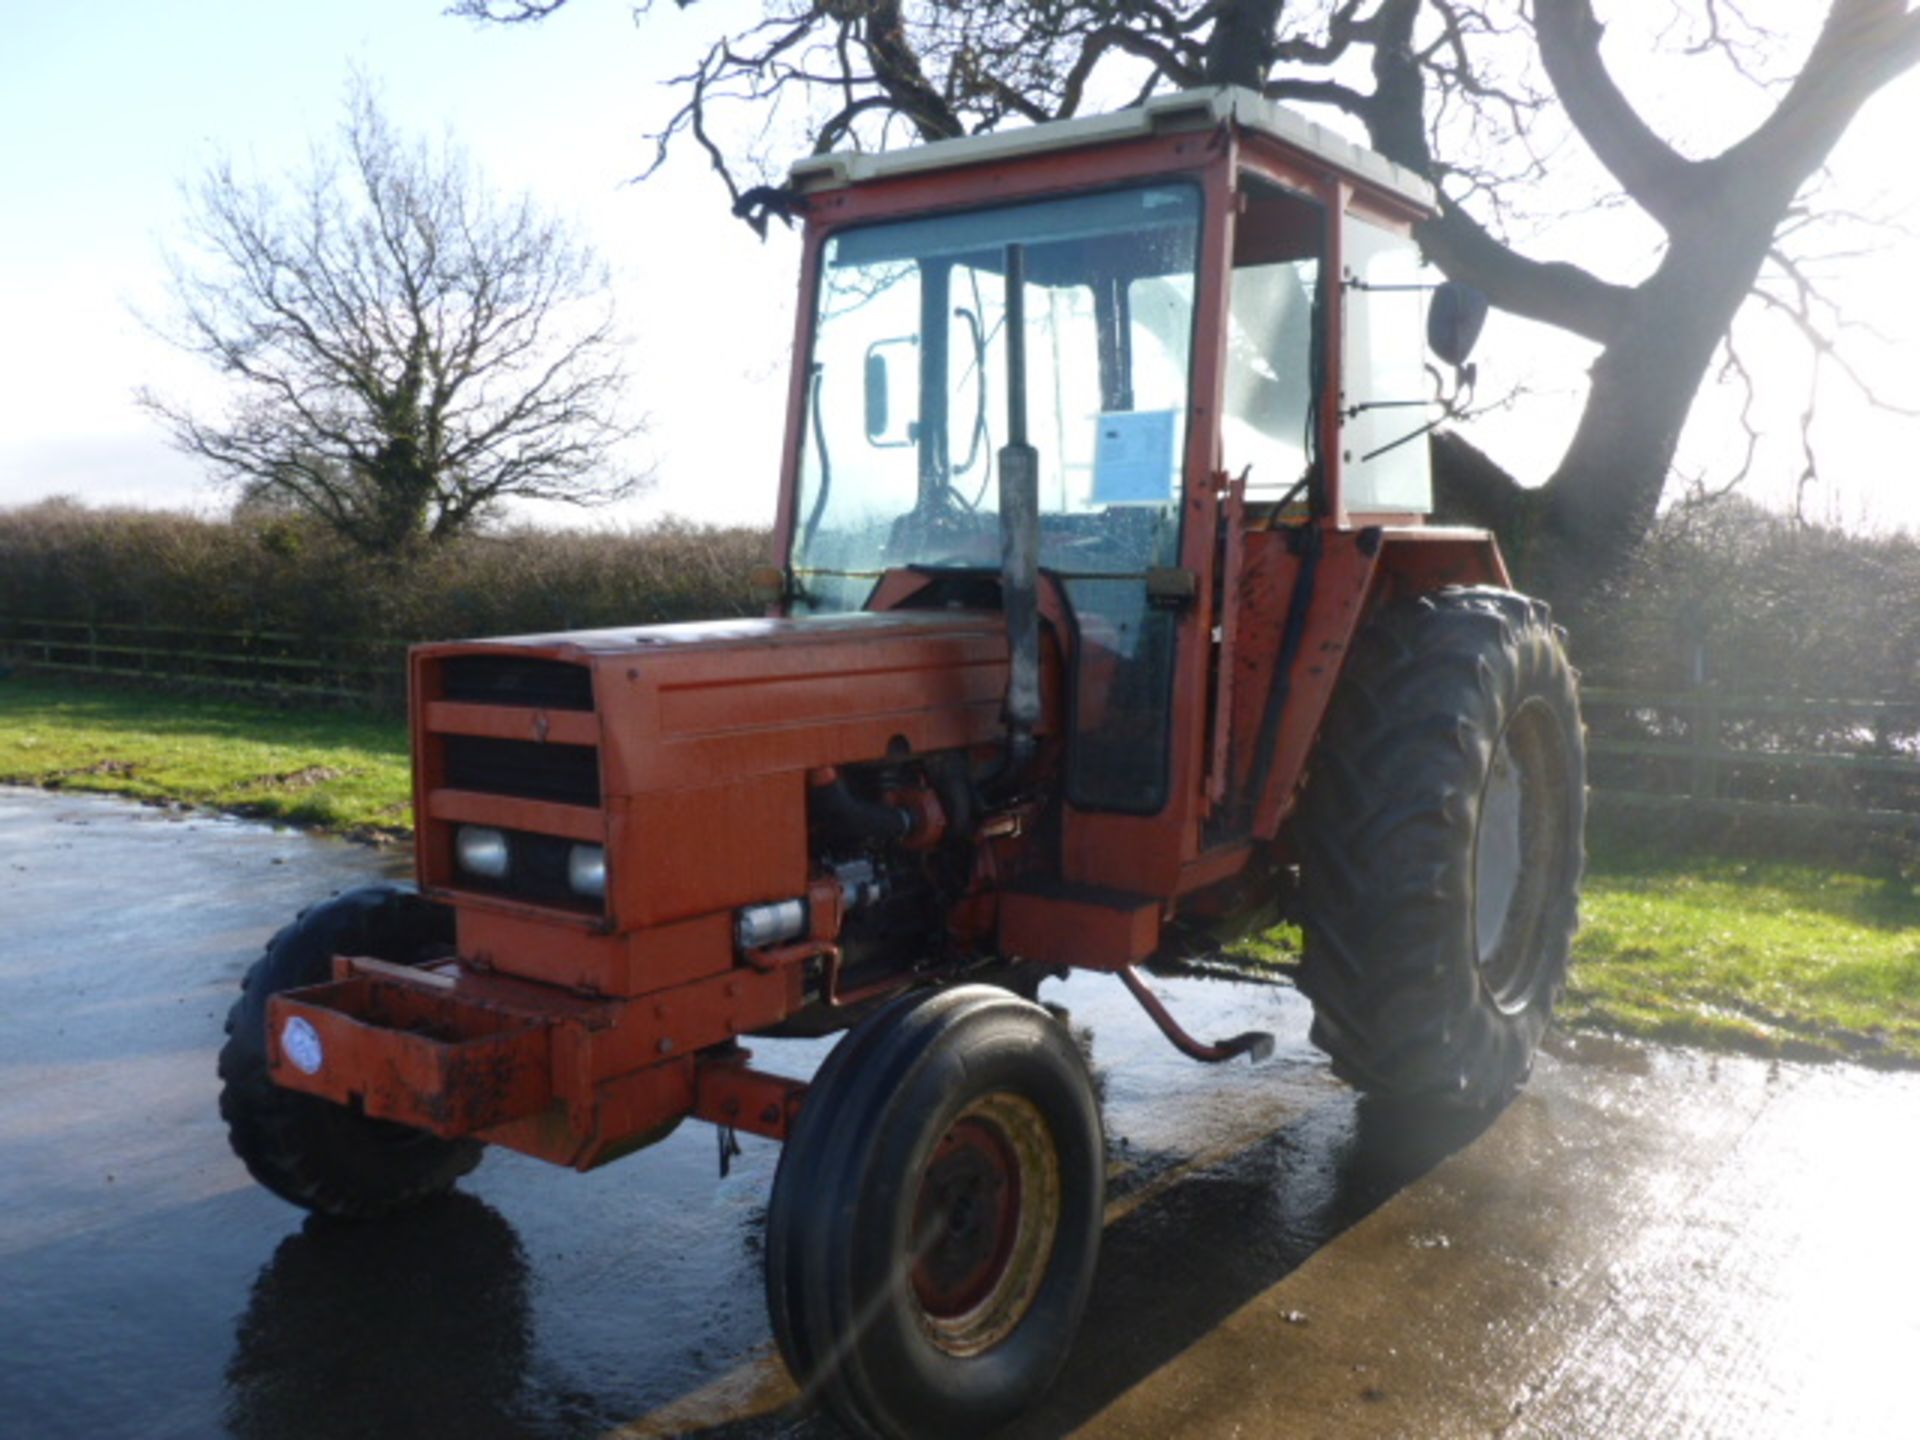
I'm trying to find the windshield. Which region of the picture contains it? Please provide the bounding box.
[791,183,1202,613]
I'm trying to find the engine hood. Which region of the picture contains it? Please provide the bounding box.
[413,608,1021,796]
[409,607,1033,931]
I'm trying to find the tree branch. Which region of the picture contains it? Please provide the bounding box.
[1361,0,1630,345]
[1718,0,1920,196]
[1533,0,1698,229]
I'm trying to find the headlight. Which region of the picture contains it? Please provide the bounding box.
[455,825,510,880]
[567,843,606,899]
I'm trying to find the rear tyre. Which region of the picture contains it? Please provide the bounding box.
[1292,587,1585,1110]
[218,884,484,1219]
[766,986,1104,1440]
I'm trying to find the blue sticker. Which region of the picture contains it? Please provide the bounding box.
[281,1016,324,1075]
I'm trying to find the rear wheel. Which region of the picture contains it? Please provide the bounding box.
[766,986,1103,1440]
[1292,587,1585,1109]
[218,884,483,1218]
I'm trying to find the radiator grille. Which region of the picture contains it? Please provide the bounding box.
[442,735,601,807]
[440,654,594,711]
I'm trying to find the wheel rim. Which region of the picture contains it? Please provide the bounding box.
[1474,732,1525,971]
[1473,698,1570,1013]
[910,1091,1061,1357]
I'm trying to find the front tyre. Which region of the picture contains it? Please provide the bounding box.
[1293,587,1585,1110]
[218,884,483,1219]
[766,986,1104,1440]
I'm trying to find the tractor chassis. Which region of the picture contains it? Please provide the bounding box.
[266,947,1266,1170]
[268,953,810,1169]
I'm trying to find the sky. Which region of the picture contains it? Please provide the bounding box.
[1,0,798,531]
[2,1,1918,534]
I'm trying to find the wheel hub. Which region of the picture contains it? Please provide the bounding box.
[1474,733,1525,972]
[910,1091,1061,1356]
[1473,698,1570,1013]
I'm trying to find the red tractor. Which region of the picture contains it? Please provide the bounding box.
[220,86,1584,1439]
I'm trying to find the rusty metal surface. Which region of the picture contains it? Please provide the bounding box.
[5,785,1919,1439]
[266,977,556,1137]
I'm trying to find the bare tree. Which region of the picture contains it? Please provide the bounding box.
[141,82,642,554]
[455,0,1920,604]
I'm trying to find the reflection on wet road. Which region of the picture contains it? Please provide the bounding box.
[3,785,1918,1438]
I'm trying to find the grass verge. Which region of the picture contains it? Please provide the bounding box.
[6,671,1917,1066]
[0,673,410,839]
[1229,846,1920,1068]
[1564,848,1920,1067]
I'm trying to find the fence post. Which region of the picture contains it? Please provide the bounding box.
[1690,682,1722,802]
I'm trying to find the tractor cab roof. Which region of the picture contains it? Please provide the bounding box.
[788,84,1435,217]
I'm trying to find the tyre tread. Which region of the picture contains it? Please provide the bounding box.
[218,885,482,1220]
[1292,586,1586,1110]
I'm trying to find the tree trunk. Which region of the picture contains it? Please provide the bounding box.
[1202,0,1287,88]
[366,438,436,556]
[1405,1,1920,614]
[1519,177,1797,610]
[1433,239,1762,615]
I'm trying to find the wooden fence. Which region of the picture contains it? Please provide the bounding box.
[1583,685,1920,833]
[0,616,408,704]
[5,616,1917,832]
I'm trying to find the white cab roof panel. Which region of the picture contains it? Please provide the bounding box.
[789,86,1435,214]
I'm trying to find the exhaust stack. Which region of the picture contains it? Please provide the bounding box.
[997,242,1040,783]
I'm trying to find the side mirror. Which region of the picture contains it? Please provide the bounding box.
[863,350,890,441]
[1427,281,1489,368]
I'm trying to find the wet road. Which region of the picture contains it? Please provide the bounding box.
[3,785,1918,1439]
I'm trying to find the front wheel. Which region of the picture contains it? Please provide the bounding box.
[218,884,484,1218]
[766,986,1104,1440]
[1292,587,1585,1110]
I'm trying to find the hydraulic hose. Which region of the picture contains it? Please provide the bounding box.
[808,770,914,845]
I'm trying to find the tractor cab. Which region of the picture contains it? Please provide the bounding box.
[782,91,1444,583]
[775,87,1491,895]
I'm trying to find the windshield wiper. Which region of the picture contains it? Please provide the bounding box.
[800,361,832,553]
[951,300,990,507]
